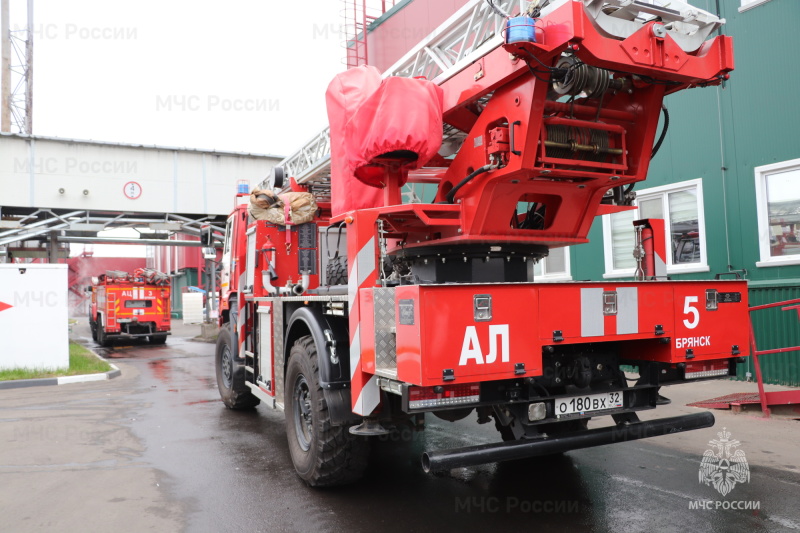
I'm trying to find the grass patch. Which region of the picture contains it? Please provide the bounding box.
[0,342,112,381]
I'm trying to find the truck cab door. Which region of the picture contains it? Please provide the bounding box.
[220,215,235,307]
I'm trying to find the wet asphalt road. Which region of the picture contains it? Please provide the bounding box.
[68,326,800,533]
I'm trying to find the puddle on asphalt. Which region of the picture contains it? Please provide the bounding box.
[148,359,171,382]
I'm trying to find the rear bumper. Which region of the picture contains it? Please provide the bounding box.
[109,331,171,338]
[421,411,714,472]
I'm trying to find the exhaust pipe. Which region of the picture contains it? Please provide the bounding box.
[421,412,714,473]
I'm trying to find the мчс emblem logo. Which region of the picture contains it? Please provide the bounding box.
[699,427,750,497]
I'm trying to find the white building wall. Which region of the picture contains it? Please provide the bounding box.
[0,134,281,215]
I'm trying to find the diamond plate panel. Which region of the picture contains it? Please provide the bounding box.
[374,288,397,371]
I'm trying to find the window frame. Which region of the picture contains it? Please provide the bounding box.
[739,0,773,13]
[754,158,800,268]
[602,178,709,278]
[533,246,572,281]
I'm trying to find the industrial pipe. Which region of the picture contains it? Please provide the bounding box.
[291,274,310,295]
[55,236,219,247]
[421,412,714,473]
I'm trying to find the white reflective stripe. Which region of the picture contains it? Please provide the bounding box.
[350,324,361,381]
[356,237,376,289]
[353,374,380,416]
[654,254,667,278]
[348,237,376,309]
[581,288,604,337]
[348,258,359,309]
[616,287,639,335]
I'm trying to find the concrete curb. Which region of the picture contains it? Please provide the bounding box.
[0,346,121,390]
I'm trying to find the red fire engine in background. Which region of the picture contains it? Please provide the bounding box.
[89,268,172,346]
[215,0,745,486]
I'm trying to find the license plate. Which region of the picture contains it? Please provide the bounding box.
[555,391,623,417]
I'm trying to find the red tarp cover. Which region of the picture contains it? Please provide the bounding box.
[346,76,443,187]
[326,66,383,217]
[327,68,444,216]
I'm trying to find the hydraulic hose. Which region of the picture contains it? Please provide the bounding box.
[445,164,496,204]
[651,105,670,159]
[625,105,670,197]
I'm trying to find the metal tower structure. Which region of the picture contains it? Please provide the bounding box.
[1,0,32,134]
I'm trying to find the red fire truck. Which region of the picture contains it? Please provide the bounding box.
[216,0,745,486]
[89,268,172,346]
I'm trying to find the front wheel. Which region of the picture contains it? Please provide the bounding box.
[285,335,369,487]
[215,326,259,409]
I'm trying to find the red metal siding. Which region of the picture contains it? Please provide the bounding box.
[367,0,470,72]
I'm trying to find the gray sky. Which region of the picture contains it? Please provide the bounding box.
[8,1,347,257]
[12,0,345,156]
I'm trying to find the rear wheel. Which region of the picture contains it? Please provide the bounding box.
[149,334,168,345]
[90,318,98,341]
[215,325,259,409]
[285,335,369,486]
[97,318,110,347]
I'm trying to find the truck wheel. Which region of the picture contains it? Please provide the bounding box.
[97,319,111,347]
[215,326,259,409]
[285,335,369,486]
[326,256,348,285]
[149,334,168,345]
[90,319,98,342]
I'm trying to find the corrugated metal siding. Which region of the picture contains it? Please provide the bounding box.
[736,284,800,386]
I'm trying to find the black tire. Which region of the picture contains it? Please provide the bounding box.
[285,335,369,487]
[97,319,110,347]
[90,318,98,341]
[149,334,168,345]
[326,256,348,285]
[215,325,260,409]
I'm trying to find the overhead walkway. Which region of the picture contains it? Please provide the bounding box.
[0,133,281,256]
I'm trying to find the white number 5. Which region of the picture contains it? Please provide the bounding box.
[683,296,700,329]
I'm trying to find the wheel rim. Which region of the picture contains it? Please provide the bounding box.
[292,375,313,452]
[221,344,233,389]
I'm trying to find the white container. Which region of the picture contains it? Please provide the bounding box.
[182,292,204,325]
[0,264,69,369]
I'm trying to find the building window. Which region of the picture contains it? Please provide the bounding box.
[603,179,708,278]
[739,0,773,13]
[755,158,800,267]
[533,246,571,281]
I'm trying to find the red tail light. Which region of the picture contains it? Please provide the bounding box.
[408,383,480,409]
